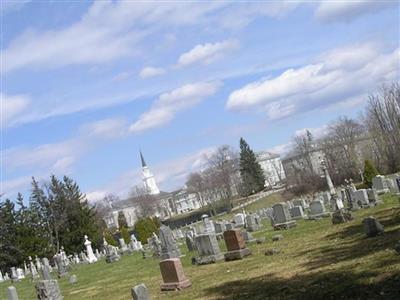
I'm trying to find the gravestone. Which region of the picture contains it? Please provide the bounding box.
[0,270,4,282]
[42,258,52,272]
[159,225,181,260]
[309,200,331,219]
[24,262,30,276]
[84,235,97,263]
[105,243,120,263]
[372,175,389,194]
[241,230,256,243]
[29,256,40,279]
[245,214,260,232]
[353,189,369,207]
[54,254,68,278]
[386,178,400,193]
[130,234,143,251]
[223,229,251,261]
[362,217,384,237]
[396,177,400,192]
[35,256,42,271]
[10,268,18,282]
[185,233,196,252]
[289,206,305,220]
[233,213,245,227]
[193,233,224,265]
[201,215,215,233]
[159,258,191,291]
[321,192,331,208]
[225,222,234,230]
[272,203,297,230]
[7,286,19,300]
[16,268,24,280]
[131,283,149,300]
[35,279,63,300]
[367,189,381,205]
[69,275,77,285]
[214,221,226,234]
[119,238,132,254]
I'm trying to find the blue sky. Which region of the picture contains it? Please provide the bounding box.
[2,0,399,202]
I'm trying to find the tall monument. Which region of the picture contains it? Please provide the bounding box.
[141,151,160,195]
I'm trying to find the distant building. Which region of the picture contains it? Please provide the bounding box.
[103,149,286,229]
[256,151,286,187]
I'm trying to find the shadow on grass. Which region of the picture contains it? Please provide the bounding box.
[292,206,400,271]
[204,270,400,300]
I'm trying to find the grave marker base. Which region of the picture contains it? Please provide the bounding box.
[224,248,251,261]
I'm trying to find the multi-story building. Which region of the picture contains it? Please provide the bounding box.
[256,151,286,187]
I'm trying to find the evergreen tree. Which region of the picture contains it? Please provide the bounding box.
[118,211,128,229]
[239,138,266,196]
[120,227,130,244]
[0,199,22,270]
[363,159,378,187]
[134,217,160,244]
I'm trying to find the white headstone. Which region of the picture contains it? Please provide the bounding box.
[84,235,98,263]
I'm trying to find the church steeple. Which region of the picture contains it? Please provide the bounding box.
[140,150,160,195]
[140,150,147,167]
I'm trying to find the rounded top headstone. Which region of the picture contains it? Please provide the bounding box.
[201,214,208,219]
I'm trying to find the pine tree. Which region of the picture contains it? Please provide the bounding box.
[0,199,22,270]
[363,159,378,187]
[239,138,266,196]
[134,217,160,244]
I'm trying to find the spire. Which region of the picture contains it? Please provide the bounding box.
[140,150,147,167]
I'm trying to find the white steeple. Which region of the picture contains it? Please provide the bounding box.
[140,151,160,195]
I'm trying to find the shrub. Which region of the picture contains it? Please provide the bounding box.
[363,159,378,188]
[133,217,160,244]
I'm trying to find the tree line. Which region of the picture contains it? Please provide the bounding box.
[0,176,103,272]
[286,83,400,194]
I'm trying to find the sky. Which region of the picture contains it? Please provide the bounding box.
[1,0,399,203]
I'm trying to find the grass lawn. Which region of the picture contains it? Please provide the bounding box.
[1,194,400,299]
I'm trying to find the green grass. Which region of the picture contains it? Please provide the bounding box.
[1,194,400,299]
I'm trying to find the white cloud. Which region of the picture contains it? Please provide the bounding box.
[112,71,134,82]
[314,1,397,23]
[80,117,128,139]
[1,176,32,198]
[139,67,166,78]
[226,43,399,119]
[294,124,329,139]
[267,142,293,156]
[1,93,31,127]
[178,40,238,67]
[4,117,128,174]
[86,190,108,203]
[130,81,220,133]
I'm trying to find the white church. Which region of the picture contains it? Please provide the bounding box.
[103,149,285,229]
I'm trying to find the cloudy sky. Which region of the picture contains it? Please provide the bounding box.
[2,0,399,202]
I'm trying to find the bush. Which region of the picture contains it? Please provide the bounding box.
[120,226,130,244]
[363,159,378,188]
[133,217,160,244]
[103,229,118,247]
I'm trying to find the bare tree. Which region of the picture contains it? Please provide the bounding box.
[186,172,207,207]
[365,83,400,172]
[206,145,240,211]
[129,186,157,218]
